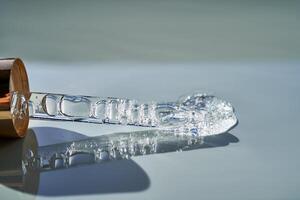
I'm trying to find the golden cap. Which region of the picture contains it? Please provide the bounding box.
[0,58,30,138]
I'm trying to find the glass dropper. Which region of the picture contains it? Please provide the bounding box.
[0,57,238,138]
[11,91,238,137]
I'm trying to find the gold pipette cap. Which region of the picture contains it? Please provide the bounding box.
[0,58,30,138]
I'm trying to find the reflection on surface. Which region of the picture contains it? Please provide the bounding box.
[35,129,239,172]
[0,128,238,196]
[0,130,39,195]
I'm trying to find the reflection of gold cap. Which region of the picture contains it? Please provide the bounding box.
[0,58,30,138]
[0,129,39,195]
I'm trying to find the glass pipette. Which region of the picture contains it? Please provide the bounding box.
[0,58,238,138]
[11,91,238,137]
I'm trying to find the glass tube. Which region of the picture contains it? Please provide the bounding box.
[11,92,238,137]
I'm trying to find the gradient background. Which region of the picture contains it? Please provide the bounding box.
[1,0,299,62]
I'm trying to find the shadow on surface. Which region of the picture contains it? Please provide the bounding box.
[38,159,150,196]
[0,127,238,196]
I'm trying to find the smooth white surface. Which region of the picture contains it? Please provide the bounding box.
[1,62,300,200]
